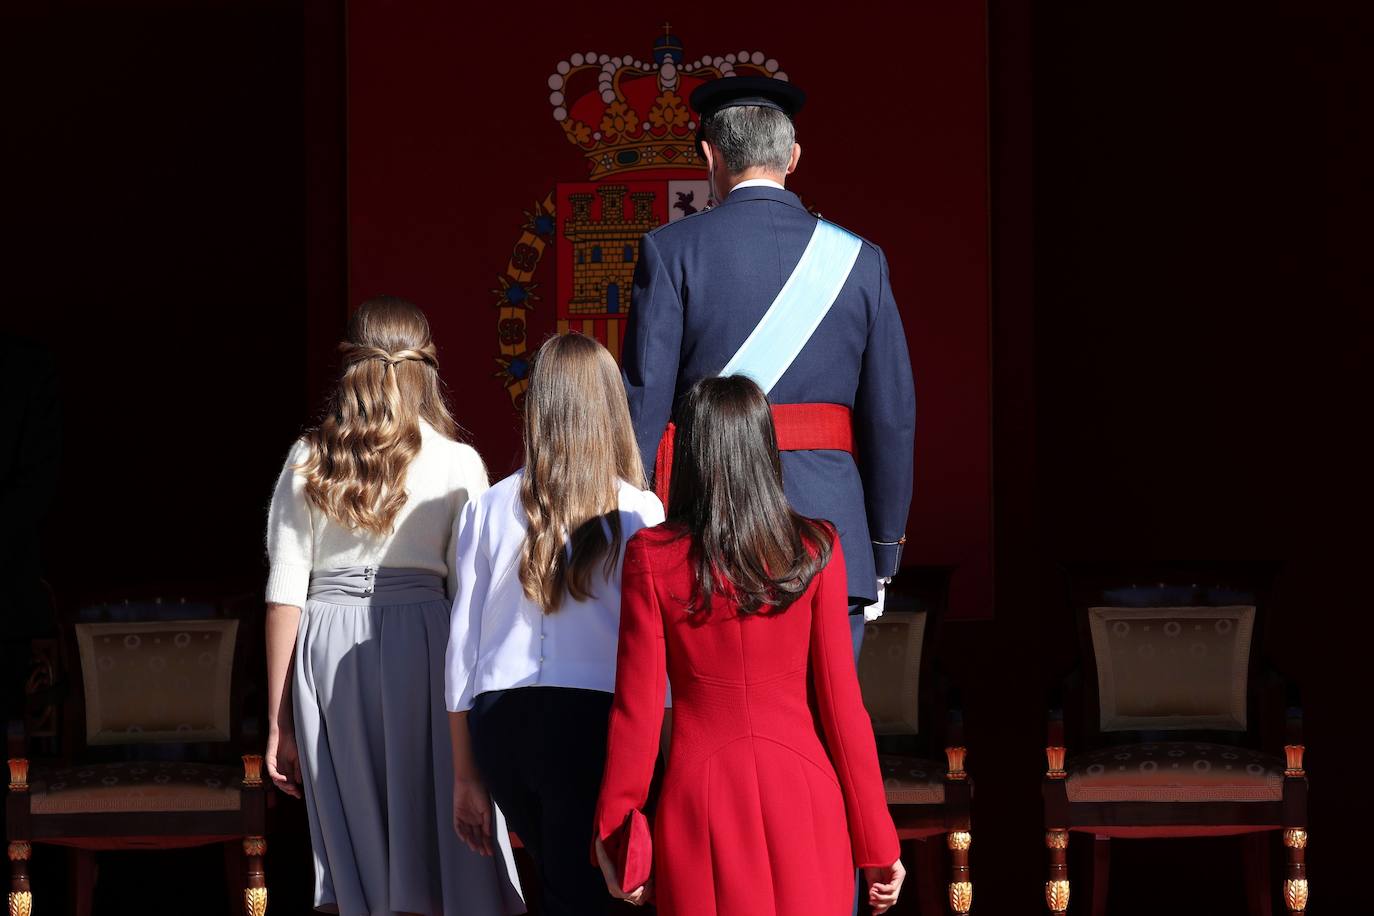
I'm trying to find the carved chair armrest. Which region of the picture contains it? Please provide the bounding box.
[943,686,966,780]
[1271,663,1305,777]
[242,754,264,789]
[1045,681,1067,779]
[7,757,29,793]
[1284,698,1304,776]
[20,637,66,761]
[1256,661,1304,773]
[8,637,65,759]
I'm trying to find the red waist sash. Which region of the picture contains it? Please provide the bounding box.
[653,402,854,505]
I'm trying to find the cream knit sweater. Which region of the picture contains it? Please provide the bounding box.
[264,420,490,607]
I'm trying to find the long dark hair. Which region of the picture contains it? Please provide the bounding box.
[667,375,834,614]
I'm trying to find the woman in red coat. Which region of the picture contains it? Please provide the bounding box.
[593,375,906,915]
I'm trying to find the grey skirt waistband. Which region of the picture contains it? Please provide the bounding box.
[307,566,446,606]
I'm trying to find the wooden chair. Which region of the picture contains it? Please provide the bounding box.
[6,592,269,916]
[857,566,972,916]
[1040,564,1306,915]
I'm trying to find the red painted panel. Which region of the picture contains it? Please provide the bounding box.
[346,4,993,617]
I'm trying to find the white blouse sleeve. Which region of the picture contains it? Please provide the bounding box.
[445,496,489,712]
[624,487,665,539]
[265,439,314,608]
[446,443,491,600]
[640,489,666,529]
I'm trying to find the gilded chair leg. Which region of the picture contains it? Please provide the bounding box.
[244,836,267,916]
[8,842,32,916]
[947,831,972,914]
[1283,828,1307,915]
[1045,829,1069,915]
[8,761,32,916]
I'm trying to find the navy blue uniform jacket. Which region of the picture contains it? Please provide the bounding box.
[620,184,916,604]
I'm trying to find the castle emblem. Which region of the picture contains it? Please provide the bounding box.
[563,186,658,317]
[490,26,790,404]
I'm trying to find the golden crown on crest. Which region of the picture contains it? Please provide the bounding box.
[547,23,790,178]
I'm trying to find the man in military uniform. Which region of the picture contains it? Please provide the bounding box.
[620,76,915,652]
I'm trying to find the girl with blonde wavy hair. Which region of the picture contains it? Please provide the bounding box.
[264,297,523,916]
[444,333,665,915]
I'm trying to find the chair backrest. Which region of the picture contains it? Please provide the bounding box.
[74,617,239,745]
[1069,565,1272,744]
[61,596,253,757]
[856,565,951,740]
[858,610,927,735]
[1088,604,1254,732]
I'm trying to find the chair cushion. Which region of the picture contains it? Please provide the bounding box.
[31,761,241,814]
[878,754,945,805]
[1065,742,1284,803]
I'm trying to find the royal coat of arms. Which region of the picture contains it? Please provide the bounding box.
[490,26,791,404]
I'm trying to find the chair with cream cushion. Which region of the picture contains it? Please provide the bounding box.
[857,566,972,916]
[1041,565,1306,916]
[6,593,268,916]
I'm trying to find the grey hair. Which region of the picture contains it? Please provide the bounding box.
[700,105,795,175]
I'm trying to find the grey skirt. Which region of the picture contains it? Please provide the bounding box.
[294,567,525,915]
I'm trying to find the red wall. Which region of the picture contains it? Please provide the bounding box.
[346,2,994,615]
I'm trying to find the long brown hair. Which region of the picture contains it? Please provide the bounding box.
[296,297,458,535]
[519,333,645,613]
[667,375,833,615]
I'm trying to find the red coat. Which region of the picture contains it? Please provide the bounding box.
[595,525,900,916]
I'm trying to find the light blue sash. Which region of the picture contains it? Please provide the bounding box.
[719,219,863,394]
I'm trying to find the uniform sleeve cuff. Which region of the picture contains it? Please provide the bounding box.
[265,563,311,608]
[872,539,905,579]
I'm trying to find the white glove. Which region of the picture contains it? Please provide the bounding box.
[864,577,891,622]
